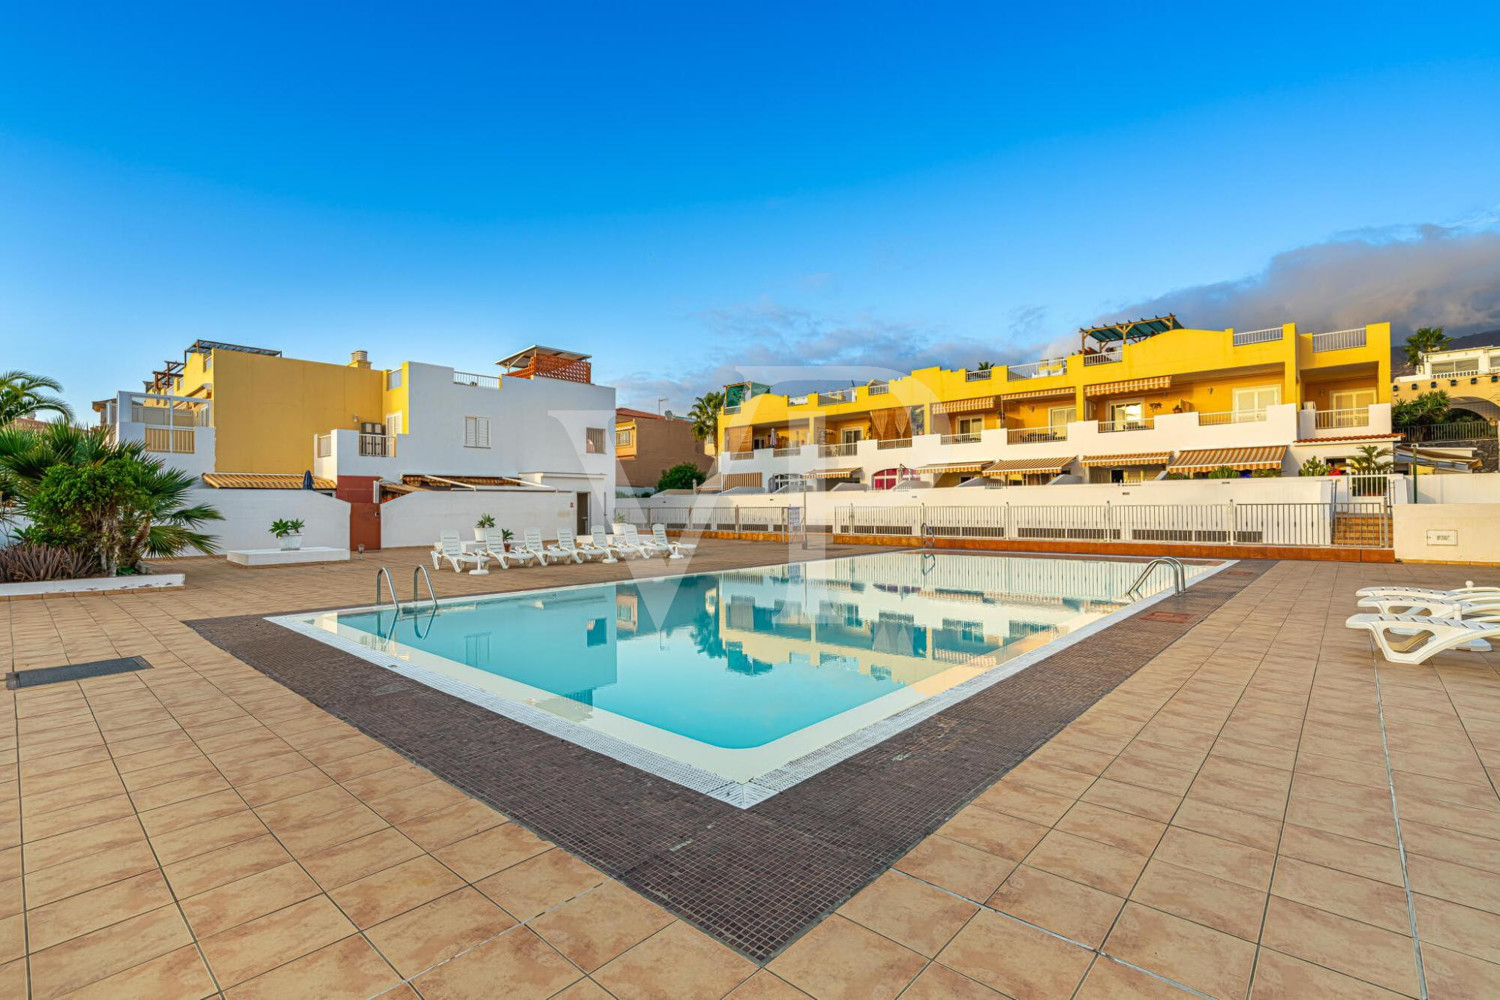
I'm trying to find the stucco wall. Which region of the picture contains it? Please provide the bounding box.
[182,488,351,555]
[378,489,577,548]
[1412,473,1500,504]
[1395,503,1500,564]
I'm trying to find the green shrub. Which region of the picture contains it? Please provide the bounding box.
[1206,466,1239,479]
[270,518,305,538]
[657,462,707,492]
[1298,456,1329,477]
[1251,469,1281,478]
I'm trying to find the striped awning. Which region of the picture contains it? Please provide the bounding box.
[1080,452,1172,468]
[918,460,993,474]
[1084,375,1171,398]
[931,396,997,416]
[202,473,336,490]
[983,456,1077,476]
[1169,446,1286,473]
[809,466,860,479]
[1000,386,1076,401]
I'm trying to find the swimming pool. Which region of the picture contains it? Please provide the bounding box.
[274,551,1221,805]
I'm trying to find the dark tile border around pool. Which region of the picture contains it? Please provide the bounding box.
[188,557,1271,962]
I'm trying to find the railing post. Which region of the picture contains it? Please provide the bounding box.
[734,506,741,534]
[1227,500,1236,545]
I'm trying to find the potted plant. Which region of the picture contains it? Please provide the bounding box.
[475,513,495,541]
[270,518,305,551]
[500,527,514,550]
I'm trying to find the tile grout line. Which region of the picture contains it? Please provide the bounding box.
[1371,660,1429,1000]
[11,680,32,1000]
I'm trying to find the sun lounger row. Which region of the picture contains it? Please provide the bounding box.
[1347,581,1500,664]
[431,523,696,573]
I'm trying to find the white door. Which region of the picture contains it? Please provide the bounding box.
[1048,406,1076,428]
[1108,401,1144,426]
[1233,386,1280,417]
[1331,389,1376,411]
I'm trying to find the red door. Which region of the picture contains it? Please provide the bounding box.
[349,502,381,553]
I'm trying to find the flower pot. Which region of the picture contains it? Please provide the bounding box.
[474,528,487,542]
[280,534,303,551]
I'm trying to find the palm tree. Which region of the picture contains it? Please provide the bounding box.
[974,360,994,371]
[1347,444,1394,474]
[0,423,221,574]
[688,391,725,445]
[0,370,73,426]
[1403,327,1451,367]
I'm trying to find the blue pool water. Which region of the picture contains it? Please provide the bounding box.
[331,552,1187,750]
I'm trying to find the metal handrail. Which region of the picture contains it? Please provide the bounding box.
[375,567,402,615]
[412,565,438,609]
[1124,556,1186,600]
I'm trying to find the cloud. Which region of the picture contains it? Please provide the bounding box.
[1100,222,1500,340]
[611,298,1052,414]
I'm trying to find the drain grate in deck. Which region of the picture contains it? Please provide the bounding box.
[6,656,152,689]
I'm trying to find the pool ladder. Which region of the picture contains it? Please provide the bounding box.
[374,565,439,615]
[1124,557,1187,600]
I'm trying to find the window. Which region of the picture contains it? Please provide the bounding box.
[841,428,863,444]
[1048,406,1076,428]
[616,427,634,447]
[1108,401,1144,426]
[1233,386,1280,413]
[385,412,403,436]
[1331,389,1376,410]
[463,416,490,448]
[387,368,402,390]
[872,467,919,490]
[956,416,983,436]
[585,427,606,454]
[770,473,807,492]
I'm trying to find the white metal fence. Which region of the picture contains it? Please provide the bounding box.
[1312,328,1367,352]
[1232,327,1284,346]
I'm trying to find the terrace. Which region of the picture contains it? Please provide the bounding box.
[2,538,1497,998]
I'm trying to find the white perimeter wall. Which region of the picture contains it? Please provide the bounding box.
[1413,473,1500,504]
[378,489,576,548]
[182,488,350,555]
[1395,504,1500,563]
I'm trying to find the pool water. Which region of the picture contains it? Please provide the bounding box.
[285,551,1213,800]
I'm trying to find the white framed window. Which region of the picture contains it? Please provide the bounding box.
[1233,386,1280,412]
[616,427,634,447]
[464,416,491,448]
[585,427,606,454]
[841,428,863,444]
[1331,389,1376,410]
[385,412,403,436]
[956,416,983,436]
[1048,405,1076,428]
[1108,400,1144,425]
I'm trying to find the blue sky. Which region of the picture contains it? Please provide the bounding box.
[3,2,1500,416]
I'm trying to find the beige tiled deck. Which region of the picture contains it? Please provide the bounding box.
[1,544,1497,998]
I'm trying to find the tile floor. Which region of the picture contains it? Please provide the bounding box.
[0,542,1497,998]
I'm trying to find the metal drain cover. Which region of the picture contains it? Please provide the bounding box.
[6,656,152,689]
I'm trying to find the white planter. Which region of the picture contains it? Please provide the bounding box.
[0,572,186,599]
[474,528,488,542]
[280,534,303,551]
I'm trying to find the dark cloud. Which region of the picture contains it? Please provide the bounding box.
[1100,223,1500,339]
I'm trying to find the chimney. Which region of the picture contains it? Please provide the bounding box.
[348,350,371,369]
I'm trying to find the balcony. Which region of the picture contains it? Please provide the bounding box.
[1098,417,1155,434]
[1312,328,1367,353]
[1006,358,1067,380]
[107,391,213,475]
[1007,426,1067,445]
[939,432,982,445]
[1313,407,1371,430]
[818,389,857,405]
[877,437,912,450]
[313,428,403,479]
[964,368,994,382]
[1197,409,1268,426]
[1232,327,1284,346]
[819,442,858,458]
[452,371,501,389]
[1082,350,1122,367]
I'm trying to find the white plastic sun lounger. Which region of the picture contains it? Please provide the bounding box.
[1356,595,1500,620]
[622,523,671,557]
[652,523,695,560]
[584,525,623,563]
[431,531,481,573]
[1345,613,1499,664]
[551,527,592,564]
[476,528,536,570]
[1355,582,1500,600]
[522,527,556,567]
[610,523,655,559]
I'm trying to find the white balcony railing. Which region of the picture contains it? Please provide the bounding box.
[867,384,891,396]
[130,398,209,427]
[315,433,332,458]
[1313,407,1371,430]
[1196,409,1268,426]
[1007,358,1067,380]
[964,368,994,381]
[773,446,802,457]
[1098,418,1154,433]
[819,442,857,458]
[1232,327,1284,346]
[453,371,501,389]
[877,437,912,450]
[143,427,196,454]
[1007,426,1067,445]
[939,432,982,445]
[1312,328,1367,353]
[1083,350,1122,367]
[819,389,857,405]
[729,450,756,461]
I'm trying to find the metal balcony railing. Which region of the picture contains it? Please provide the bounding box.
[1313,407,1371,430]
[1083,351,1122,366]
[1098,417,1154,433]
[1232,327,1284,346]
[1006,426,1067,444]
[877,437,912,450]
[939,432,983,445]
[964,368,994,381]
[818,389,857,405]
[867,384,890,395]
[1006,358,1067,380]
[1196,409,1267,426]
[453,371,501,389]
[143,427,196,454]
[1312,328,1367,352]
[358,433,396,457]
[1405,420,1498,443]
[729,450,756,461]
[773,446,802,457]
[819,442,857,458]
